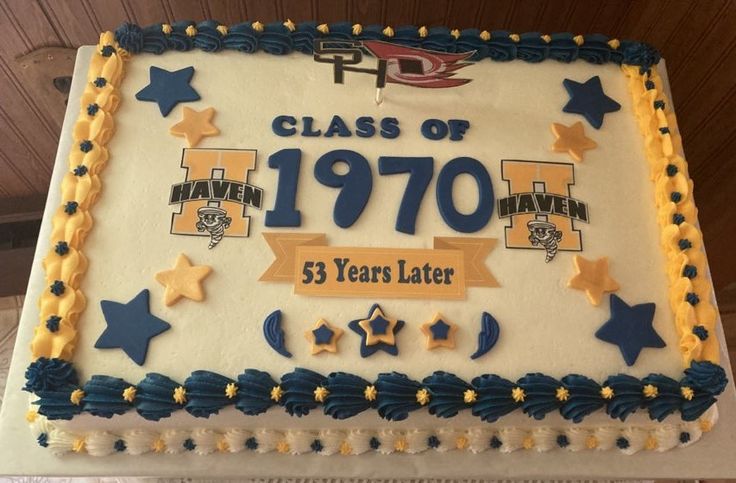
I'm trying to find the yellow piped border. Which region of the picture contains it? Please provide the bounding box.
[30,32,126,361]
[622,64,719,365]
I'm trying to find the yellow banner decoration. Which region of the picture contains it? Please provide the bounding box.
[260,233,498,300]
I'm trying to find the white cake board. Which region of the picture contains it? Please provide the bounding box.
[0,47,735,479]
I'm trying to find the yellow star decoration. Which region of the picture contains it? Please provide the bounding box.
[152,438,166,453]
[70,388,85,406]
[511,387,526,402]
[522,436,535,450]
[550,121,597,162]
[122,386,137,403]
[358,305,400,346]
[643,384,658,399]
[585,435,598,449]
[700,419,713,432]
[419,312,459,350]
[72,438,86,453]
[681,386,694,400]
[304,318,344,355]
[463,389,477,404]
[600,386,615,399]
[555,387,569,402]
[455,436,469,450]
[169,106,220,148]
[270,385,283,402]
[25,409,38,423]
[567,255,620,306]
[394,438,408,452]
[276,441,290,454]
[155,253,212,306]
[415,388,431,405]
[217,438,230,452]
[645,436,658,450]
[173,386,187,404]
[225,382,238,399]
[364,385,377,401]
[313,386,330,403]
[339,441,352,455]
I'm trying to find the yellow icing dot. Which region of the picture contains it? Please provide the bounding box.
[185,25,197,37]
[72,438,86,453]
[541,34,552,43]
[173,386,187,405]
[225,382,238,399]
[415,388,431,405]
[573,34,584,46]
[382,26,395,37]
[463,389,477,404]
[352,23,362,36]
[316,23,329,35]
[314,386,330,403]
[680,386,694,400]
[645,436,658,450]
[339,441,352,455]
[270,385,283,402]
[522,435,534,449]
[252,21,264,32]
[700,418,713,432]
[152,438,166,453]
[480,30,490,41]
[216,25,228,36]
[283,19,296,32]
[162,23,172,35]
[276,440,290,454]
[122,386,136,403]
[217,438,230,452]
[585,435,598,449]
[455,435,468,449]
[600,386,615,399]
[364,385,377,401]
[509,33,520,43]
[643,384,658,399]
[511,387,526,402]
[608,38,620,50]
[70,388,85,406]
[418,26,428,38]
[555,387,569,402]
[450,29,460,39]
[25,409,38,423]
[394,438,408,452]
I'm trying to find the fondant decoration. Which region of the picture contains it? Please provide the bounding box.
[595,294,665,366]
[550,122,597,162]
[262,309,292,358]
[314,149,373,228]
[470,312,500,360]
[498,160,589,257]
[169,149,262,247]
[567,255,620,306]
[378,156,433,234]
[562,76,621,129]
[265,149,302,227]
[420,313,458,350]
[304,318,344,354]
[94,289,171,366]
[135,66,200,117]
[169,106,219,147]
[436,157,494,233]
[260,232,498,299]
[348,304,405,357]
[154,253,212,306]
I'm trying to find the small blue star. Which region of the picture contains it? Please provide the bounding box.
[562,76,621,129]
[370,316,390,335]
[95,289,171,366]
[135,66,200,117]
[595,294,665,366]
[429,319,451,340]
[348,304,405,358]
[312,324,335,345]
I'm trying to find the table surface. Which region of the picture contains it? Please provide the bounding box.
[1,48,735,480]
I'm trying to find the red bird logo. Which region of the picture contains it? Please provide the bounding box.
[361,41,474,88]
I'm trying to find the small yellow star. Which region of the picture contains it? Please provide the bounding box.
[155,253,212,306]
[416,388,431,405]
[567,255,620,306]
[420,312,458,350]
[217,438,230,452]
[122,386,137,403]
[364,385,377,401]
[551,121,597,162]
[72,438,86,453]
[522,436,534,449]
[339,441,352,455]
[463,389,477,404]
[555,387,569,402]
[276,440,290,454]
[645,436,658,450]
[511,387,526,402]
[25,409,38,423]
[152,438,166,453]
[173,386,187,405]
[681,386,694,400]
[585,435,598,449]
[394,438,408,452]
[700,419,713,432]
[455,436,469,449]
[70,388,85,406]
[270,385,283,402]
[304,318,344,355]
[169,106,219,147]
[225,382,238,399]
[314,386,330,403]
[358,305,400,346]
[600,386,615,399]
[643,384,658,399]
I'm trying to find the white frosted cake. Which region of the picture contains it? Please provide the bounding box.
[18,20,728,458]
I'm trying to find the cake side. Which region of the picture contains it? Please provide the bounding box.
[20,21,728,458]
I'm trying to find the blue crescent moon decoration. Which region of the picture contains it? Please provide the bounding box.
[470,311,500,360]
[263,309,292,358]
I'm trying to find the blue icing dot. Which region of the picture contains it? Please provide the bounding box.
[427,435,440,448]
[245,437,258,450]
[87,103,99,116]
[659,127,670,134]
[666,164,678,176]
[490,436,502,449]
[670,192,682,203]
[692,325,708,341]
[673,213,685,225]
[183,438,196,451]
[54,241,69,255]
[94,77,107,88]
[101,45,115,57]
[616,437,629,449]
[653,100,665,110]
[679,431,691,444]
[556,434,569,448]
[46,315,61,332]
[645,80,655,90]
[682,264,697,279]
[678,239,692,250]
[369,437,381,450]
[64,201,78,215]
[50,280,65,296]
[73,165,88,176]
[37,433,49,447]
[114,439,126,452]
[310,439,323,452]
[686,292,700,306]
[79,140,93,152]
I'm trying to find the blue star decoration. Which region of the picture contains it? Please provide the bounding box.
[95,289,171,365]
[562,76,621,129]
[348,304,405,357]
[595,294,665,366]
[135,66,200,117]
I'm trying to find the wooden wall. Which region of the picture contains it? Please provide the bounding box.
[0,0,735,293]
